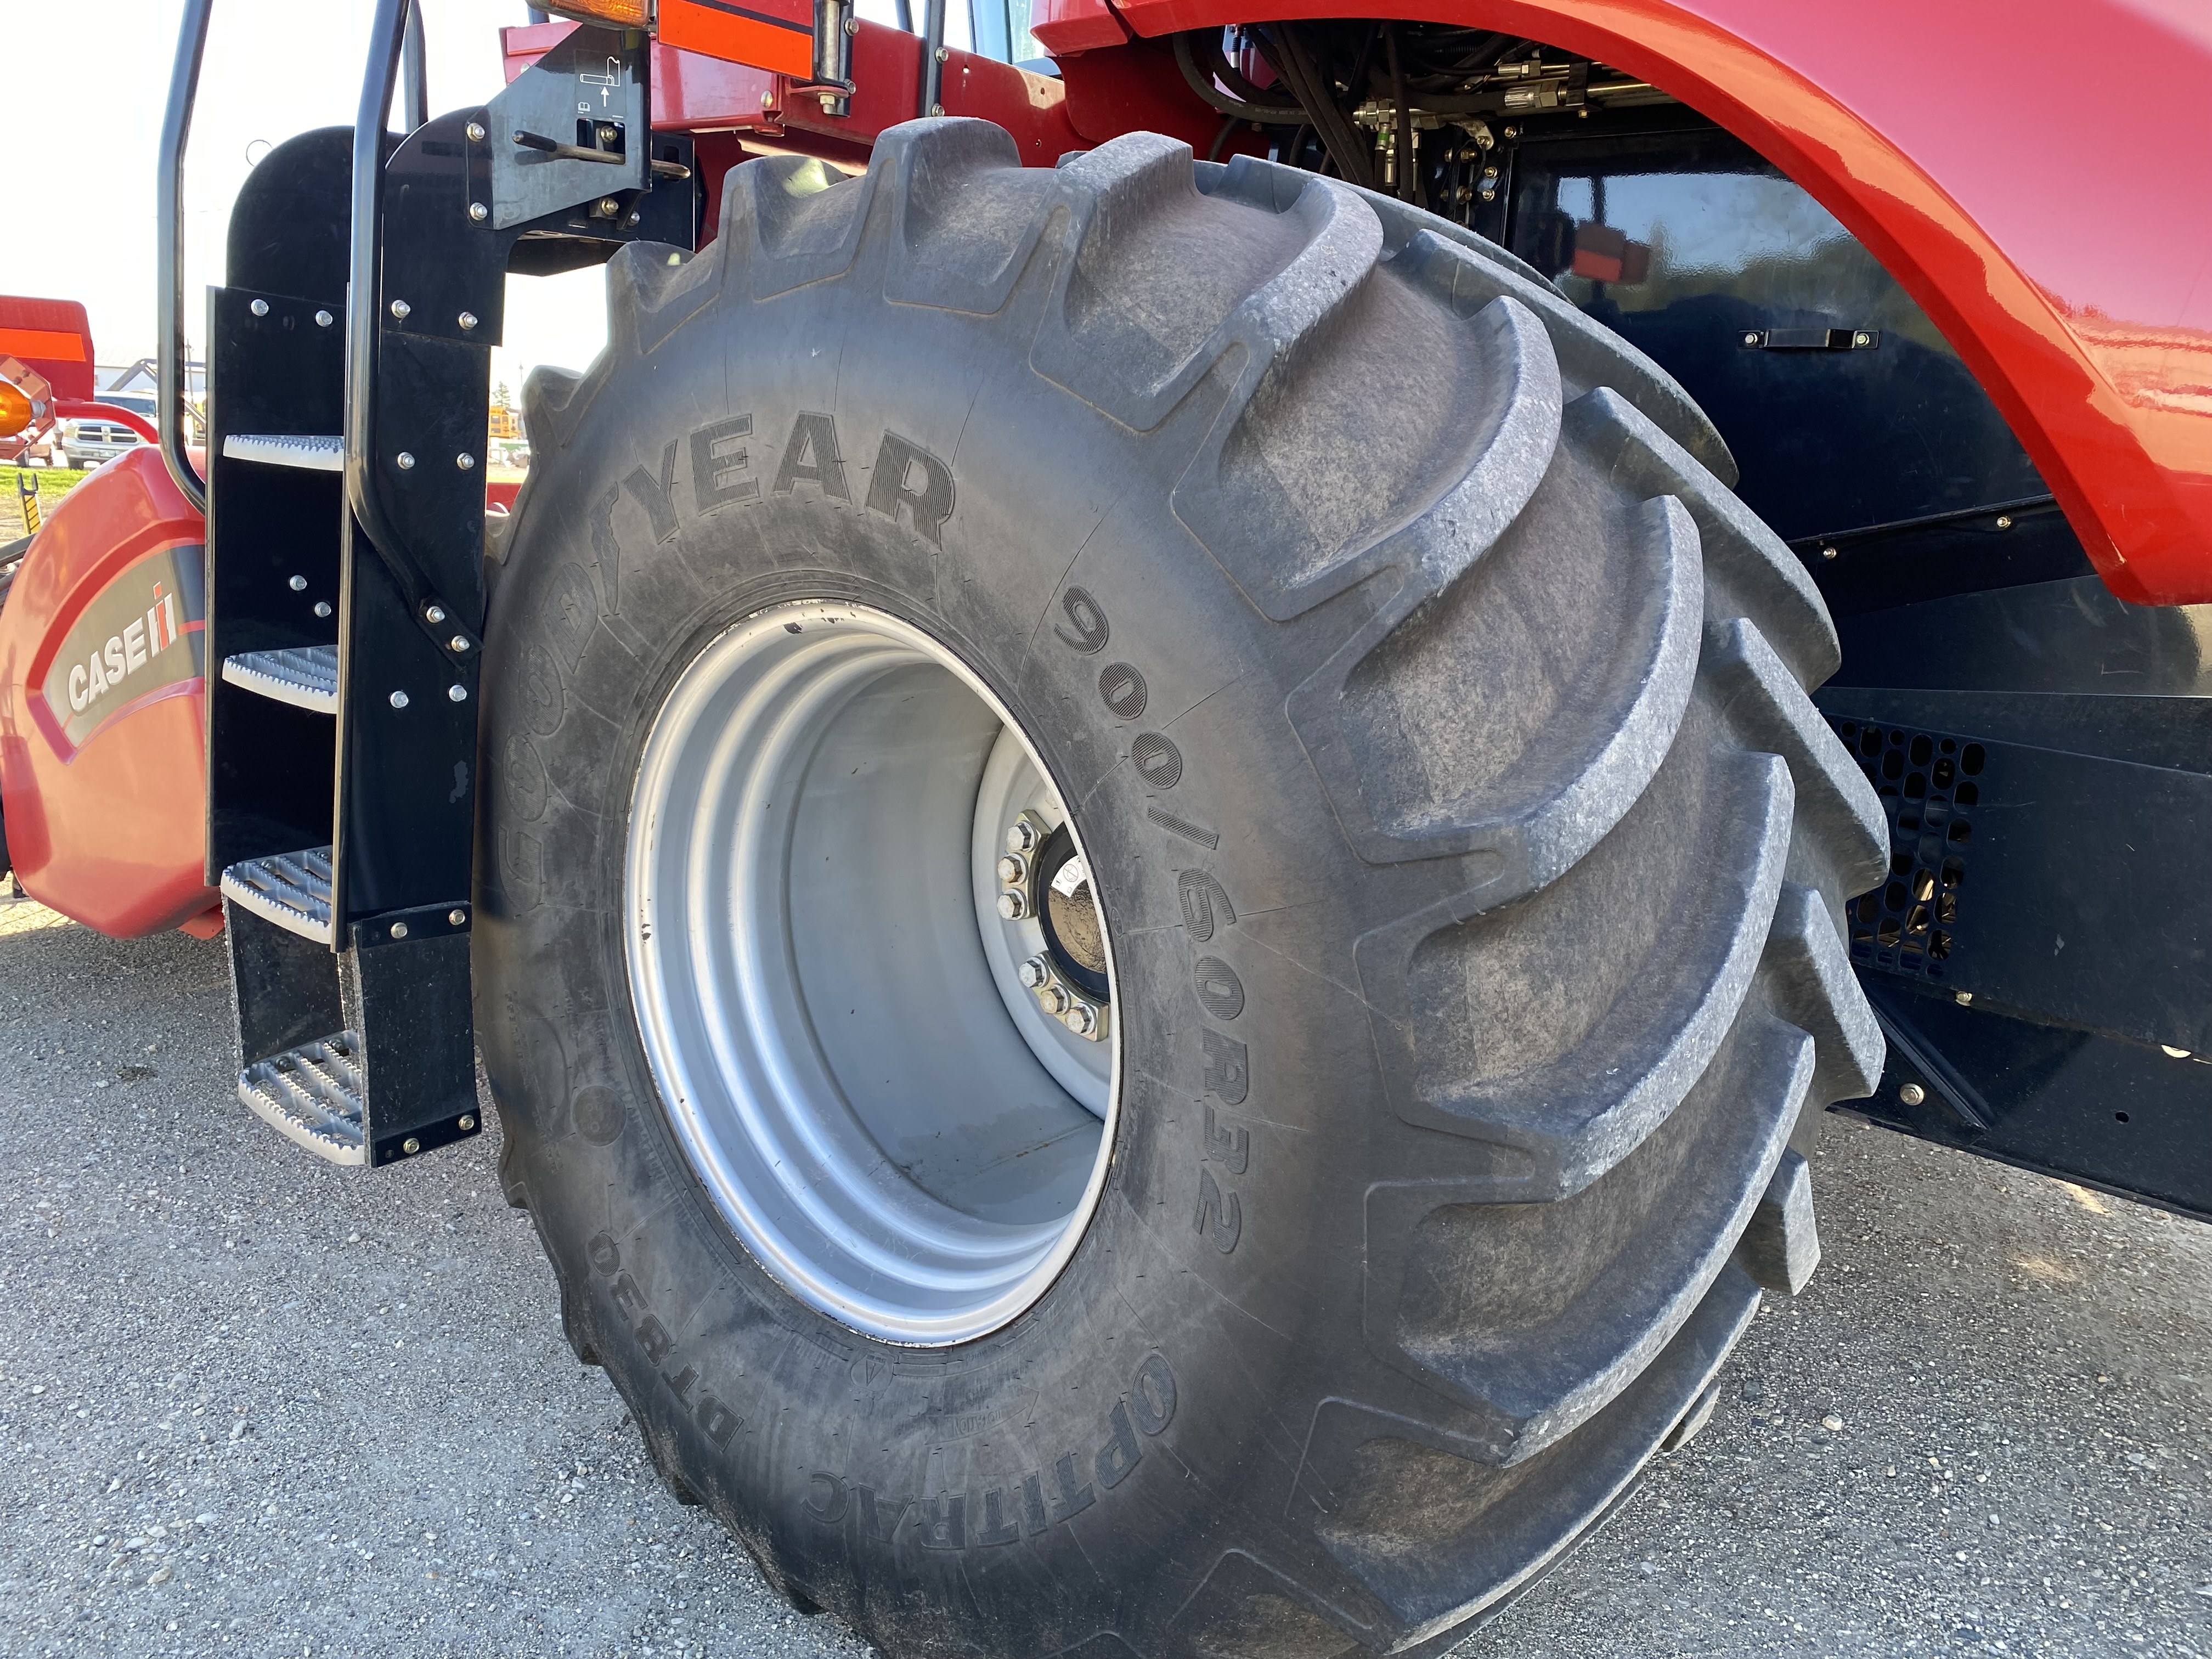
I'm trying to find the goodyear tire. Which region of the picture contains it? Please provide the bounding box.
[476,121,1888,1658]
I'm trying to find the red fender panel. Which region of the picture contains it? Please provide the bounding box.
[1069,0,2212,607]
[0,448,217,937]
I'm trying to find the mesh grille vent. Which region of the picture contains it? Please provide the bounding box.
[1826,718,1984,980]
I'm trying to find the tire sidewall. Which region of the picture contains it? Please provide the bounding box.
[476,302,1395,1649]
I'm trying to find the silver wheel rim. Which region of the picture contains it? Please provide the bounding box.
[624,601,1119,1345]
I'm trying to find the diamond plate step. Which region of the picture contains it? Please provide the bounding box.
[238,1032,365,1165]
[221,433,343,471]
[222,645,338,714]
[221,848,334,945]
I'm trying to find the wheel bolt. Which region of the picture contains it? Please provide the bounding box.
[996,891,1028,920]
[1005,821,1038,854]
[996,854,1027,884]
[1017,957,1049,989]
[1039,984,1069,1014]
[1062,1004,1097,1037]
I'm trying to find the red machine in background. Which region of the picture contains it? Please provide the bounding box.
[0,300,215,934]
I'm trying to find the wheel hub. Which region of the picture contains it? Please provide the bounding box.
[624,601,1117,1345]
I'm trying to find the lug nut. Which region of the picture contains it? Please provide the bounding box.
[390,299,411,320]
[996,854,1027,884]
[250,298,270,317]
[1039,984,1069,1014]
[1017,957,1049,989]
[997,891,1028,920]
[1005,821,1039,854]
[1900,1082,1927,1106]
[1063,1004,1098,1037]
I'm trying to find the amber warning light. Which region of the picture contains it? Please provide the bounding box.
[539,1,652,24]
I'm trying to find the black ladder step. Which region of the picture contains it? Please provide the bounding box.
[221,847,334,944]
[222,645,338,713]
[221,432,343,471]
[238,1031,365,1165]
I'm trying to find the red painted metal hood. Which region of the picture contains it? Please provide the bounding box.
[0,448,218,938]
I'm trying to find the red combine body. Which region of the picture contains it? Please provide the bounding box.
[0,447,218,935]
[3,4,2207,1654]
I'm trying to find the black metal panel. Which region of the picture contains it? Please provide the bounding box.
[224,900,346,1068]
[336,514,478,921]
[225,127,358,303]
[1854,978,2212,1226]
[1824,709,2212,1053]
[1819,687,2212,775]
[1829,573,2212,698]
[383,110,512,352]
[201,285,343,873]
[1792,496,2092,619]
[340,924,479,1165]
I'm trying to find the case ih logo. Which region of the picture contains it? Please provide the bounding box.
[36,543,206,757]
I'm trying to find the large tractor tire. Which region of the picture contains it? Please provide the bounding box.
[476,121,1886,1658]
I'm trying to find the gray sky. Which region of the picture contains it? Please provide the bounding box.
[2,0,933,396]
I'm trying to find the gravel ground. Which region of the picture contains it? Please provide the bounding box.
[0,898,2206,1658]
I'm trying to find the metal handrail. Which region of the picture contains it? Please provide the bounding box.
[402,0,429,133]
[919,0,947,115]
[346,0,448,629]
[157,0,215,514]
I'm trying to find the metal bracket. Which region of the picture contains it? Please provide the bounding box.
[791,0,856,116]
[1740,327,1881,351]
[486,24,648,229]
